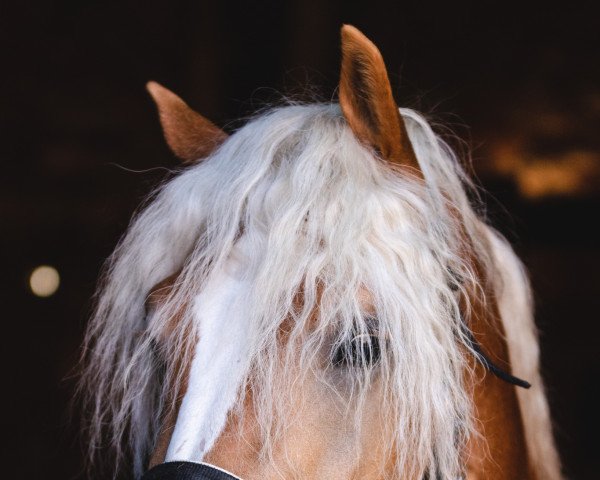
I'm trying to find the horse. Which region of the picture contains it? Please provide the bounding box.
[79,25,562,480]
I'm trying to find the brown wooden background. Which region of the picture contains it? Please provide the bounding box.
[1,1,598,478]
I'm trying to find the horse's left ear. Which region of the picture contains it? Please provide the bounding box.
[146,81,228,163]
[339,25,420,173]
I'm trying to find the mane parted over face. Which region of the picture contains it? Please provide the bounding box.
[80,25,562,480]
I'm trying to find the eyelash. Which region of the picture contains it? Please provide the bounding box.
[330,271,461,370]
[332,332,381,367]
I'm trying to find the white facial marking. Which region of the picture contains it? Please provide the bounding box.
[165,247,252,462]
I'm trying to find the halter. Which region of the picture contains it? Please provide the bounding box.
[466,327,531,389]
[142,461,241,480]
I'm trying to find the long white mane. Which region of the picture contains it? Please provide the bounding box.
[80,103,547,479]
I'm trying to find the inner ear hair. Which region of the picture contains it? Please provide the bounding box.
[339,25,420,175]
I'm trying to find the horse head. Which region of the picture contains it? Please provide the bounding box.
[80,25,561,480]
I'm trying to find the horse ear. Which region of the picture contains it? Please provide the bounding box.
[146,81,228,163]
[339,25,420,173]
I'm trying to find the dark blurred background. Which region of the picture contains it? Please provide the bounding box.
[1,1,598,478]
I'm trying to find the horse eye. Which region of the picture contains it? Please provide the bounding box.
[332,334,381,367]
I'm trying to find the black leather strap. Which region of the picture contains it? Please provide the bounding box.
[464,327,531,389]
[141,462,241,480]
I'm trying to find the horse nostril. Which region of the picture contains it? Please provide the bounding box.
[332,334,381,367]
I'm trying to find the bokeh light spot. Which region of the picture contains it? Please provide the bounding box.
[29,265,60,297]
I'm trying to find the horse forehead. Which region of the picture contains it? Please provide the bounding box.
[357,287,376,314]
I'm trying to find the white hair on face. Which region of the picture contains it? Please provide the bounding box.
[80,103,517,479]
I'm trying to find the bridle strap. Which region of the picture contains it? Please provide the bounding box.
[464,327,531,389]
[141,461,242,480]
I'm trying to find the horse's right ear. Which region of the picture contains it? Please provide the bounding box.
[146,81,228,163]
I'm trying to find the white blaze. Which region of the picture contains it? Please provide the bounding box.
[165,254,252,462]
